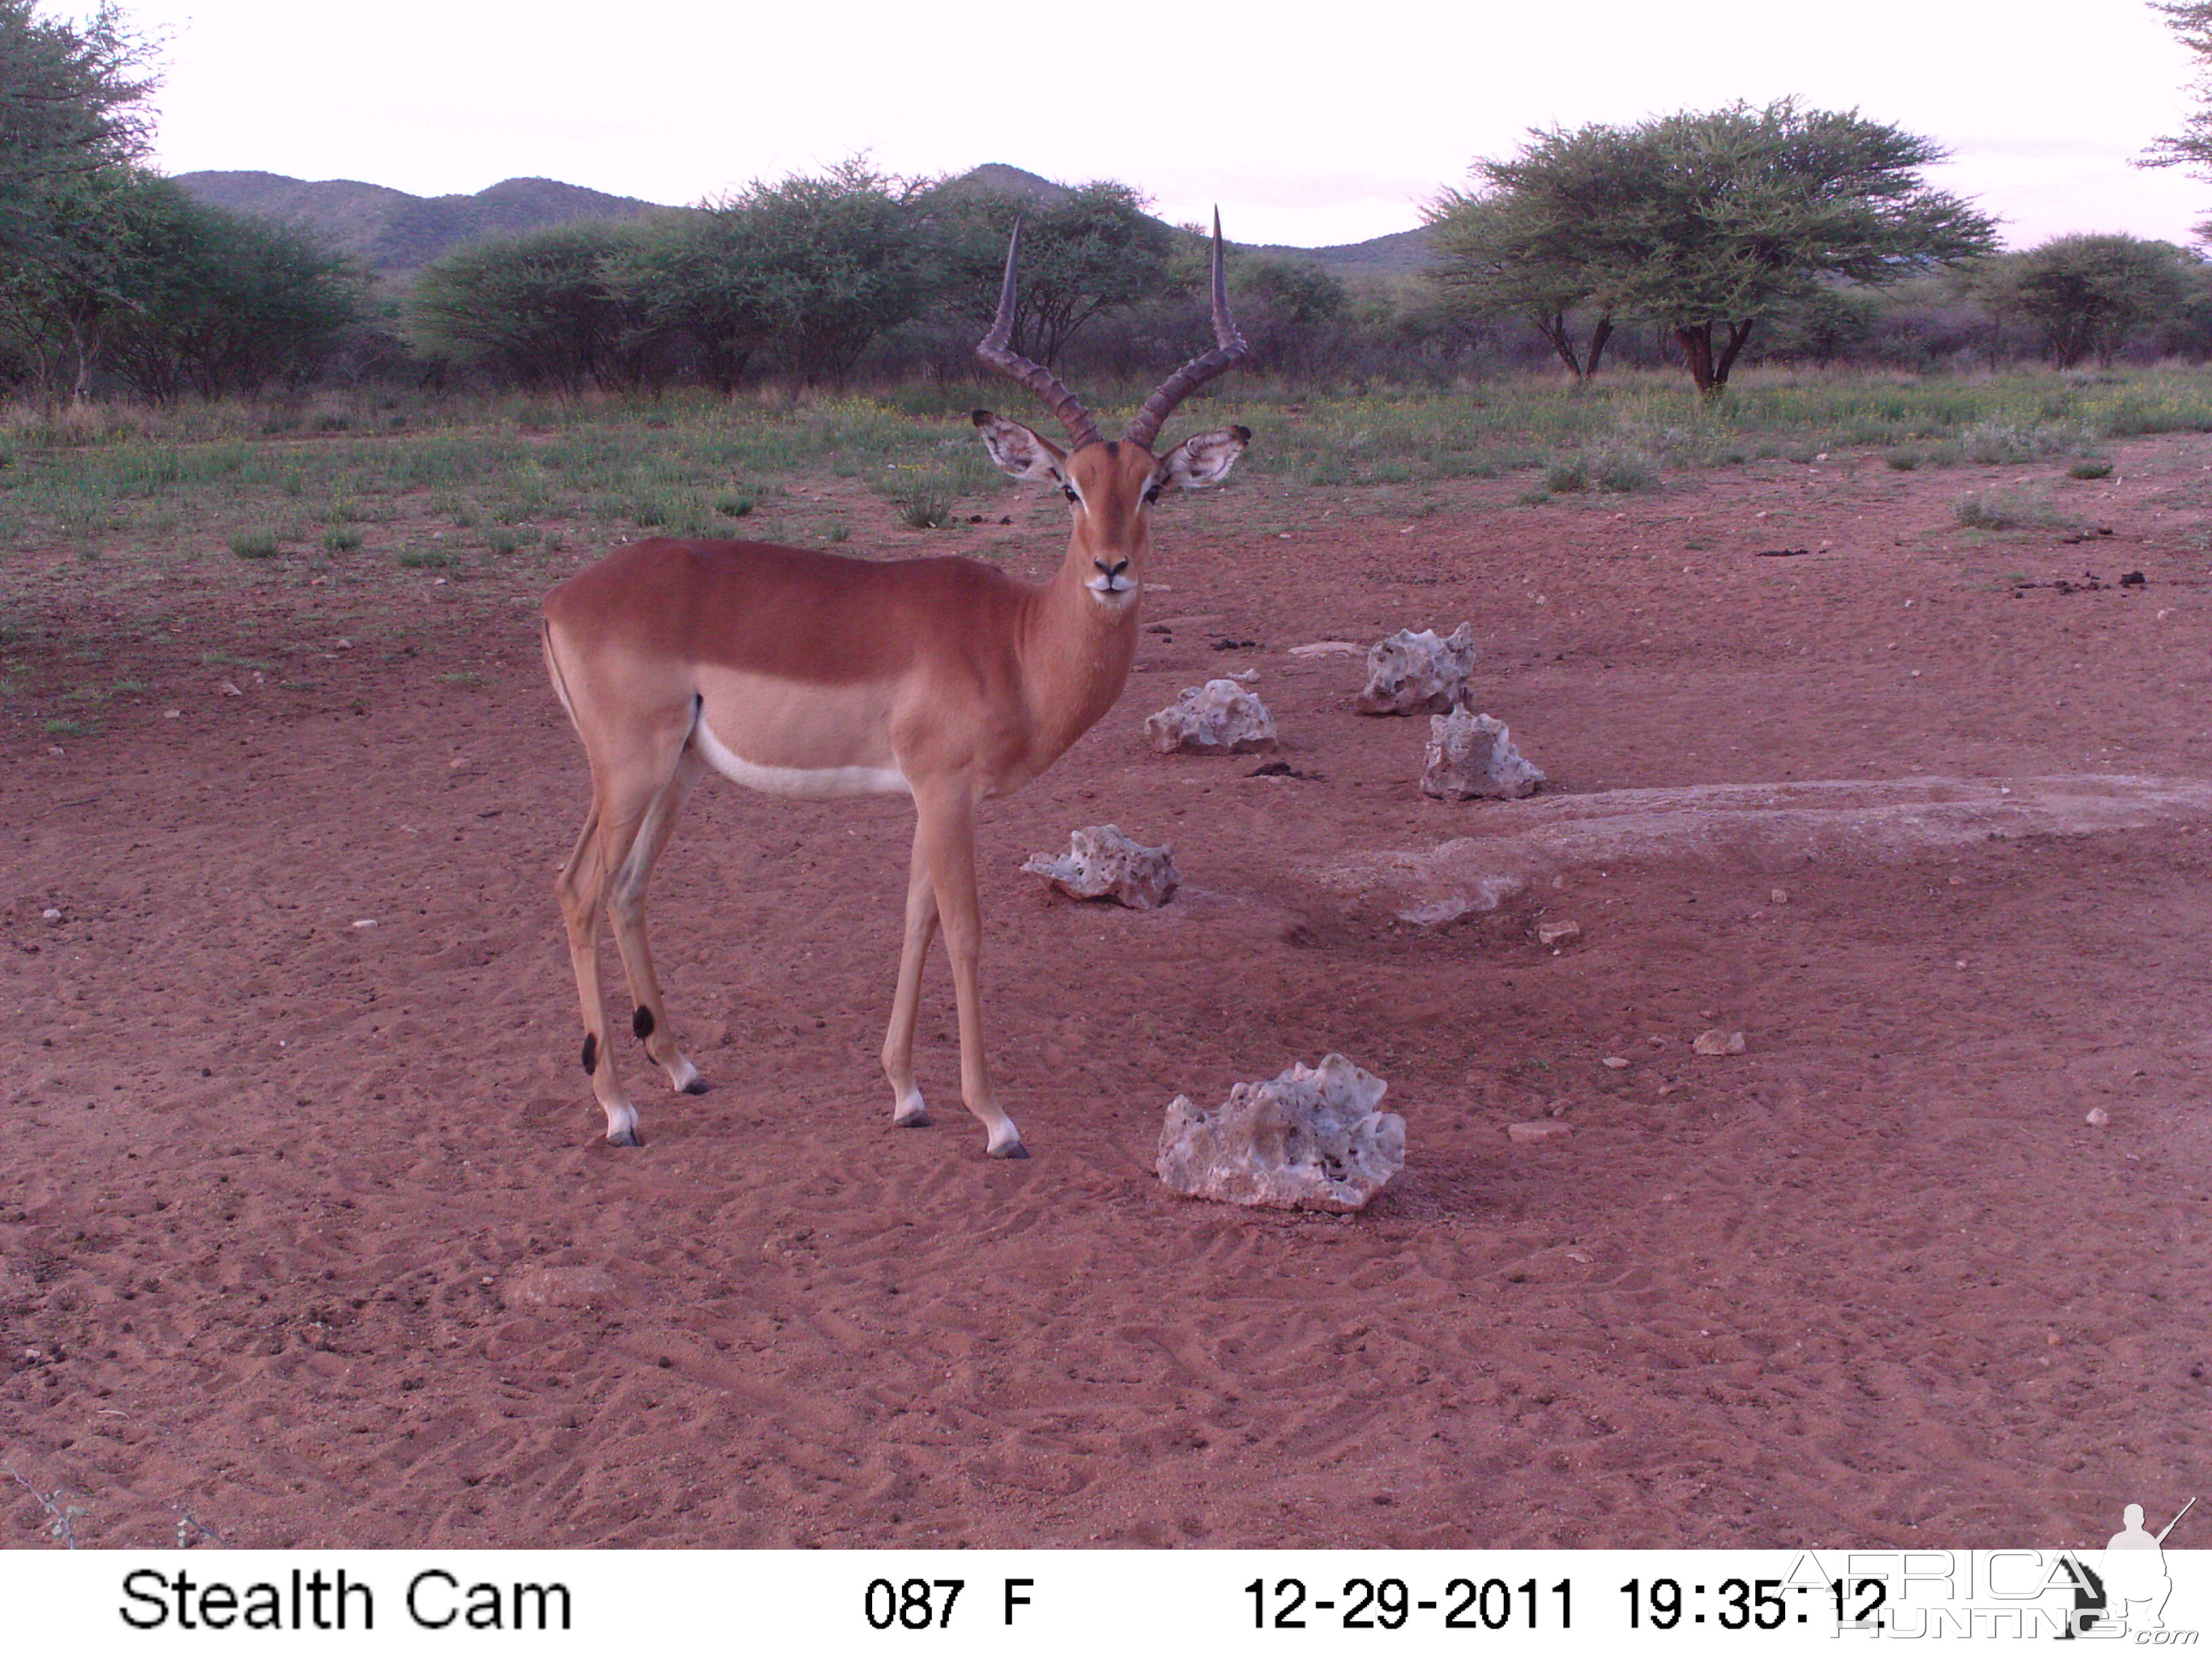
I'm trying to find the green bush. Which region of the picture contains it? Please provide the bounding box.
[228,529,279,558]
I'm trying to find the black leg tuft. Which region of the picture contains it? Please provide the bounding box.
[581,1032,598,1075]
[632,1005,655,1042]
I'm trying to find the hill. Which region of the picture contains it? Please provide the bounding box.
[173,164,1427,283]
[939,164,1428,281]
[173,171,667,274]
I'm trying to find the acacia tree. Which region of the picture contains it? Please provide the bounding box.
[707,159,924,385]
[1425,125,1652,381]
[102,186,365,399]
[1429,101,1997,394]
[2001,235,2193,368]
[925,180,1174,369]
[0,0,157,271]
[407,222,659,393]
[2147,1,2212,221]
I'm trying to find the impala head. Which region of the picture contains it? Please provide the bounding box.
[971,211,1252,609]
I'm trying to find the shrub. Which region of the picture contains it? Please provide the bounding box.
[228,529,279,558]
[1955,489,2068,531]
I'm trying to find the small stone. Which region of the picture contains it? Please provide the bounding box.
[1226,669,1260,686]
[1144,679,1279,755]
[2085,1107,2110,1127]
[1157,1054,1402,1213]
[1507,1121,1572,1143]
[352,918,377,929]
[1420,709,1544,801]
[448,756,470,771]
[1770,887,1789,904]
[1356,623,1479,715]
[1021,825,1180,909]
[218,680,243,697]
[41,908,62,924]
[1287,641,1363,657]
[1601,1056,1630,1070]
[1538,920,1582,948]
[334,638,353,650]
[499,1264,617,1309]
[1693,1029,1748,1056]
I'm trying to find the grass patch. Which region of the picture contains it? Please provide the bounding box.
[2068,459,2114,480]
[228,529,280,559]
[897,491,953,529]
[1955,489,2072,532]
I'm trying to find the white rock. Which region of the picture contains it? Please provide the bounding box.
[1021,825,1180,909]
[2085,1107,2110,1127]
[1420,710,1545,800]
[1692,1029,1748,1056]
[1538,920,1582,948]
[498,1263,616,1309]
[1288,640,1364,658]
[1506,1121,1573,1143]
[1156,1054,1404,1213]
[1357,623,1479,715]
[1144,679,1279,755]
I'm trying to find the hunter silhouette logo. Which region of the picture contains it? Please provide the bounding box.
[2060,1496,2196,1639]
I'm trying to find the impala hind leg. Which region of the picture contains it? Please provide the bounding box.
[914,783,1026,1159]
[881,823,939,1129]
[556,800,643,1145]
[556,743,689,1145]
[606,748,709,1098]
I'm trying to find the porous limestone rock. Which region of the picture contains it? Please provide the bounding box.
[1420,709,1545,801]
[1156,1054,1405,1213]
[1144,678,1279,755]
[1021,824,1180,909]
[1355,623,1479,715]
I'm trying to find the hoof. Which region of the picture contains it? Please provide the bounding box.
[894,1107,933,1128]
[607,1127,642,1148]
[990,1141,1031,1160]
[682,1078,709,1096]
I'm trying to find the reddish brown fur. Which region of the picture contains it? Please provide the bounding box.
[541,410,1245,1156]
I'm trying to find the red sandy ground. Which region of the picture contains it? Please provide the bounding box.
[3,436,2209,1551]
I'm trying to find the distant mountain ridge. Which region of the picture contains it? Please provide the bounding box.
[174,171,665,274]
[173,164,1427,281]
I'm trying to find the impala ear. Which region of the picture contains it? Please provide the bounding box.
[1155,424,1252,492]
[972,409,1067,483]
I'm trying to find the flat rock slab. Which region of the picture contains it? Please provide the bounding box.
[1307,774,2212,925]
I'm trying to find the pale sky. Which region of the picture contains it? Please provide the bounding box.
[75,0,2212,251]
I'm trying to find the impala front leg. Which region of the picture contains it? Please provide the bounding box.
[914,783,1026,1159]
[881,824,938,1129]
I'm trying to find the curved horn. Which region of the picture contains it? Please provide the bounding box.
[975,218,1101,451]
[1125,209,1249,451]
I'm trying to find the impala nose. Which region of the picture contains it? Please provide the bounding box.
[1090,558,1132,594]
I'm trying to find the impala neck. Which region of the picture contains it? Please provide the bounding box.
[1019,518,1146,761]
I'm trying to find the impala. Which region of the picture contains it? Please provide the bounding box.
[540,216,1252,1155]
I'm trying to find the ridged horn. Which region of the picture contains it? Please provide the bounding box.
[975,218,1101,451]
[1124,209,1248,451]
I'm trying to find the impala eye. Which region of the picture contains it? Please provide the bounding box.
[1143,483,1162,506]
[1061,485,1079,504]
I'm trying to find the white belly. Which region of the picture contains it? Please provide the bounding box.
[693,716,911,799]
